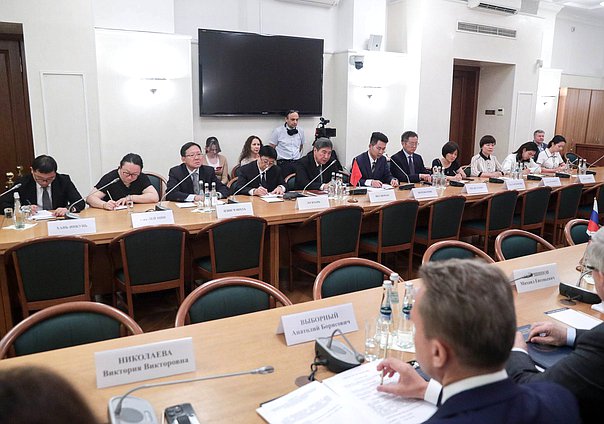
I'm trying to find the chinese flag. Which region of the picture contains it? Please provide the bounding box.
[350,159,362,187]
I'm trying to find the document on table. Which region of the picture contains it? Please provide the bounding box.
[260,194,284,203]
[256,362,436,424]
[366,184,393,192]
[31,210,55,220]
[545,308,603,330]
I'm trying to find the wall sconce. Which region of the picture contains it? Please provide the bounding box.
[141,77,167,94]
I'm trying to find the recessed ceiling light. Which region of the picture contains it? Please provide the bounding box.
[601,1,604,7]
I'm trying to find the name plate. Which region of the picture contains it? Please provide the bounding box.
[47,218,96,236]
[368,189,396,203]
[513,263,560,294]
[462,183,489,195]
[296,195,330,211]
[540,177,562,187]
[577,174,596,184]
[95,337,196,388]
[504,179,526,190]
[277,303,358,346]
[131,210,174,228]
[216,202,254,219]
[410,187,438,200]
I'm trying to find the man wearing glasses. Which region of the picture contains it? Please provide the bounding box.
[1,155,83,217]
[232,146,286,196]
[390,131,431,184]
[166,142,229,202]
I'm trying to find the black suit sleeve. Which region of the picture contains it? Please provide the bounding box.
[59,175,85,211]
[166,165,192,202]
[295,158,319,190]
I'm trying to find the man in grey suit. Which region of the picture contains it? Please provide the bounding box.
[506,226,604,423]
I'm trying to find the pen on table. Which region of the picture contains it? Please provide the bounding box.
[381,333,390,385]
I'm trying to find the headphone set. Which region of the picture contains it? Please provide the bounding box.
[285,123,299,136]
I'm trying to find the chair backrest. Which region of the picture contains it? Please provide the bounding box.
[313,257,395,300]
[552,183,584,220]
[518,186,552,226]
[197,216,267,274]
[227,176,238,189]
[494,229,555,261]
[485,190,519,231]
[422,240,495,264]
[175,277,292,325]
[564,219,590,246]
[110,225,188,286]
[231,164,240,180]
[0,301,143,358]
[145,171,167,199]
[5,236,95,315]
[316,205,364,257]
[566,152,578,165]
[426,196,466,240]
[284,173,296,191]
[376,199,419,247]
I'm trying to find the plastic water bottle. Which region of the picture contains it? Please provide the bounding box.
[13,193,25,229]
[397,281,415,350]
[377,280,393,351]
[328,172,336,198]
[579,159,587,175]
[210,182,218,209]
[336,173,343,200]
[389,273,400,325]
[203,182,211,211]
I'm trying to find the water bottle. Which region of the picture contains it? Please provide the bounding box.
[389,273,400,325]
[377,280,393,351]
[336,173,343,200]
[439,166,446,189]
[328,172,336,198]
[13,193,25,229]
[580,159,587,175]
[397,281,415,350]
[203,182,211,211]
[514,162,521,180]
[210,182,218,209]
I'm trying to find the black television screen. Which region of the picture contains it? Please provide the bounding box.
[198,29,324,116]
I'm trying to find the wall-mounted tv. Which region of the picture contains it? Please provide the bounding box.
[198,29,324,116]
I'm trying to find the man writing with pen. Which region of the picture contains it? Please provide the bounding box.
[232,145,286,196]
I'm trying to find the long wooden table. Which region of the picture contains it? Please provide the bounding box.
[0,244,600,423]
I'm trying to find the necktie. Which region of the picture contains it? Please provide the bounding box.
[260,172,266,187]
[408,155,415,175]
[319,165,323,183]
[371,161,376,175]
[192,172,200,194]
[42,187,52,210]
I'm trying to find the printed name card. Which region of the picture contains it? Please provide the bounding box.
[462,183,489,195]
[47,218,96,236]
[368,189,396,203]
[131,210,174,228]
[95,337,196,388]
[216,202,254,219]
[277,303,358,346]
[504,179,526,191]
[513,263,560,294]
[577,174,596,184]
[540,177,562,187]
[296,195,330,211]
[410,187,438,200]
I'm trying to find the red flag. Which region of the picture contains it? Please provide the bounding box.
[350,159,362,187]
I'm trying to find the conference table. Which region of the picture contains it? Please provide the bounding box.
[0,169,601,335]
[0,244,600,423]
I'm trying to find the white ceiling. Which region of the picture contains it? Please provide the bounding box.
[548,0,604,21]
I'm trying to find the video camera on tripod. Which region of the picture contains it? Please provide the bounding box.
[315,117,336,139]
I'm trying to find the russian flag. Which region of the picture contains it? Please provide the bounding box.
[587,197,599,237]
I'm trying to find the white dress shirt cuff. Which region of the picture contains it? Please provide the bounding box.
[185,194,196,202]
[424,379,442,405]
[364,179,372,187]
[566,327,576,347]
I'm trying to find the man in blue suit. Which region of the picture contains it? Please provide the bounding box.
[352,132,399,188]
[376,260,580,424]
[390,131,432,183]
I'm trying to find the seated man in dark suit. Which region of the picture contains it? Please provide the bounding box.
[1,155,83,217]
[353,132,399,188]
[232,145,286,196]
[506,226,604,424]
[377,260,580,424]
[166,142,229,202]
[295,138,341,190]
[390,130,432,183]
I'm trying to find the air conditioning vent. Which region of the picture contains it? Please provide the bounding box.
[276,0,340,7]
[457,21,517,39]
[465,0,521,15]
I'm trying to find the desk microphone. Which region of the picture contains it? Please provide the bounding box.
[302,159,336,195]
[65,178,120,219]
[509,273,533,284]
[384,154,414,190]
[315,329,364,374]
[228,167,269,203]
[155,168,197,211]
[108,365,274,424]
[0,183,22,199]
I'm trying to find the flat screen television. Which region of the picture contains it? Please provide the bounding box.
[198,29,324,116]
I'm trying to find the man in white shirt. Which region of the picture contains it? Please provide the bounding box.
[269,110,305,176]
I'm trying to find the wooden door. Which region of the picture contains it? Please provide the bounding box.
[449,65,479,165]
[555,88,591,151]
[0,34,34,190]
[586,90,604,145]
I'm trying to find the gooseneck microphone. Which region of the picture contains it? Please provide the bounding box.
[228,167,269,203]
[66,178,120,219]
[509,273,533,284]
[108,366,274,424]
[587,152,604,170]
[384,154,414,190]
[155,168,197,211]
[0,183,22,199]
[302,159,336,194]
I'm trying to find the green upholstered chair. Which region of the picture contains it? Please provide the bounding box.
[414,195,466,248]
[359,199,419,279]
[194,216,267,282]
[145,171,167,199]
[312,257,395,300]
[565,152,579,167]
[4,236,96,317]
[545,183,584,245]
[0,301,142,358]
[461,190,519,253]
[110,225,189,319]
[230,164,240,180]
[564,219,591,246]
[513,186,552,237]
[288,205,364,290]
[422,240,495,264]
[174,277,292,325]
[577,183,603,223]
[494,229,555,261]
[285,173,296,191]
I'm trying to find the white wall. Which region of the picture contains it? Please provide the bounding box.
[92,0,174,33]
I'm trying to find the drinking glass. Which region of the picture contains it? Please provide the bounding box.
[364,318,379,362]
